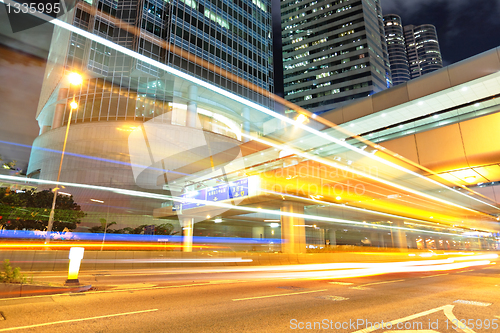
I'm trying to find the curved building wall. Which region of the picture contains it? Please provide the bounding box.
[27,120,242,230]
[383,14,410,85]
[404,24,443,79]
[414,24,443,75]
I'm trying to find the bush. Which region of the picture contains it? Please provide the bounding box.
[0,259,26,284]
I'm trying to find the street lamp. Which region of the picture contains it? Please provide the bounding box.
[45,72,82,244]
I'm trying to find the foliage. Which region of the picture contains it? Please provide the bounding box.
[89,222,178,235]
[0,155,17,170]
[155,223,178,235]
[0,188,85,231]
[88,218,117,233]
[0,259,26,284]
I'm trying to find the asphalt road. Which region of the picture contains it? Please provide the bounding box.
[1,264,499,332]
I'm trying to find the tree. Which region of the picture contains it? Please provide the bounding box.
[88,219,117,233]
[155,223,178,235]
[0,188,85,231]
[92,223,179,235]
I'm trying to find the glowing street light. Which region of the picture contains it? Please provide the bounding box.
[45,72,82,244]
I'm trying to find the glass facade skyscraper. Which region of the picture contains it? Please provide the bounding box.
[383,14,410,86]
[66,0,273,103]
[27,0,274,228]
[404,24,443,79]
[281,0,391,113]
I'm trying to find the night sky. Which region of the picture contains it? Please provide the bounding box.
[380,0,500,66]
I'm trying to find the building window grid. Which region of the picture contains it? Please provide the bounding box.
[171,11,269,85]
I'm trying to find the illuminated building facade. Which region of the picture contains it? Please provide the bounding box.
[383,14,410,86]
[27,0,273,230]
[281,0,391,113]
[404,24,443,79]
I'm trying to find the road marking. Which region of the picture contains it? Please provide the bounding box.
[349,286,371,290]
[358,279,405,287]
[0,309,158,332]
[420,273,448,278]
[329,282,354,285]
[352,305,450,333]
[443,305,476,333]
[232,289,327,301]
[316,295,348,301]
[453,300,491,306]
[0,281,244,302]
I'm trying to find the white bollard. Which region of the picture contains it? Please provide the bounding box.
[66,247,85,285]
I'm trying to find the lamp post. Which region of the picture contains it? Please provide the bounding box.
[45,72,82,244]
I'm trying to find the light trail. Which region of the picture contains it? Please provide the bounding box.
[0,175,481,238]
[1,0,497,218]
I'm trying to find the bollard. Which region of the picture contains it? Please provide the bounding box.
[66,247,85,285]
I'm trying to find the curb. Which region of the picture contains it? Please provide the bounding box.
[0,283,92,299]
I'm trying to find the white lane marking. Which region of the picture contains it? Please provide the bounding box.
[351,305,450,333]
[349,286,371,290]
[0,280,244,301]
[358,279,405,287]
[420,274,448,278]
[0,309,158,332]
[453,300,491,306]
[232,289,327,301]
[443,305,476,333]
[329,282,354,285]
[316,295,348,301]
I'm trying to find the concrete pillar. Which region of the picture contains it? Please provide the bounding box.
[391,221,407,249]
[328,229,336,246]
[242,107,250,142]
[370,232,379,247]
[182,217,194,252]
[379,233,385,248]
[252,227,264,239]
[186,85,198,128]
[52,88,69,129]
[280,202,306,254]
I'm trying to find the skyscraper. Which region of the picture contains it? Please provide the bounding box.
[404,24,443,79]
[27,0,274,228]
[383,14,410,86]
[281,0,391,113]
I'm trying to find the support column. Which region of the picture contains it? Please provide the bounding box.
[186,85,198,128]
[392,221,407,249]
[281,202,306,254]
[182,217,194,252]
[379,233,385,248]
[252,227,264,239]
[242,107,250,142]
[370,232,379,247]
[328,229,336,246]
[52,88,68,129]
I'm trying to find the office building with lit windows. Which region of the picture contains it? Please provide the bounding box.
[383,14,409,86]
[27,0,273,229]
[281,0,391,113]
[404,24,443,79]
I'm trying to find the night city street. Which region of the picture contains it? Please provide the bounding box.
[1,259,499,332]
[2,0,500,331]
